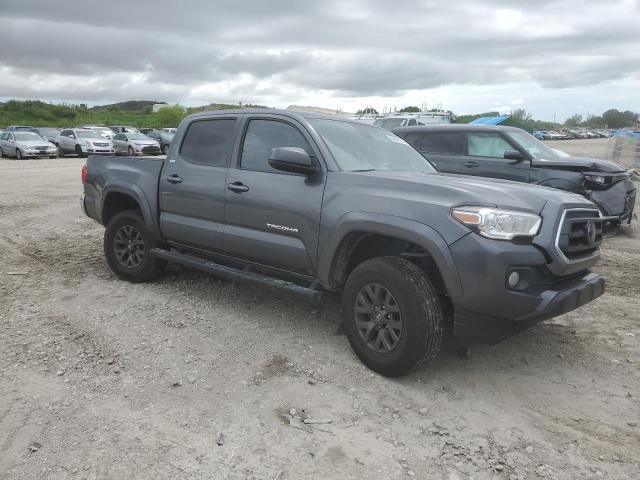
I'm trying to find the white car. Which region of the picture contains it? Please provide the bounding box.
[55,128,114,157]
[112,133,162,156]
[0,131,57,159]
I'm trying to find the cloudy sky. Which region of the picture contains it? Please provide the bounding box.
[1,0,639,121]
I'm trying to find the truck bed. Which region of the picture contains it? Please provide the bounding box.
[83,155,166,226]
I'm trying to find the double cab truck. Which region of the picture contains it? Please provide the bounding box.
[81,110,605,376]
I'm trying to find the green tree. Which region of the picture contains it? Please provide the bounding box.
[511,108,532,121]
[564,113,583,127]
[155,105,187,127]
[399,106,420,113]
[601,109,638,128]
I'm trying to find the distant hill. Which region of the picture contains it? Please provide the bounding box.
[89,100,167,112]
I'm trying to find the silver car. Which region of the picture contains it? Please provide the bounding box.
[55,128,114,157]
[0,131,57,159]
[112,133,161,156]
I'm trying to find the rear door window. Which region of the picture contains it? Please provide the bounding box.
[404,132,465,154]
[180,119,236,167]
[466,133,514,158]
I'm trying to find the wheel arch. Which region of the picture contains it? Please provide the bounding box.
[101,186,155,233]
[319,212,463,298]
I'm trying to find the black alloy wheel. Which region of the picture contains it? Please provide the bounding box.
[354,283,403,353]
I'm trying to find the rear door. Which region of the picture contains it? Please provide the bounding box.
[400,131,465,173]
[461,131,531,182]
[223,116,325,275]
[158,116,237,252]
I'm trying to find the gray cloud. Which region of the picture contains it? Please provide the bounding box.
[0,0,639,115]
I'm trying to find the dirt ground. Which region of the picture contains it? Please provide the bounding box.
[1,141,638,479]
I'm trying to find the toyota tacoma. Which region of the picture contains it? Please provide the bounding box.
[81,110,605,376]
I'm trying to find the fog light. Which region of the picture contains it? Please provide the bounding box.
[508,271,520,288]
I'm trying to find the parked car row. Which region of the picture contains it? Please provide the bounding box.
[533,129,613,140]
[0,124,175,158]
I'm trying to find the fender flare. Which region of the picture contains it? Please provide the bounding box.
[318,211,463,297]
[101,185,162,240]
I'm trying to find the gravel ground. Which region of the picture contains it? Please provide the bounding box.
[1,143,639,479]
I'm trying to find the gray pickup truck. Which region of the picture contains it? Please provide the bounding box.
[81,109,605,376]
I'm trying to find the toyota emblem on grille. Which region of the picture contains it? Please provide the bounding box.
[585,220,597,246]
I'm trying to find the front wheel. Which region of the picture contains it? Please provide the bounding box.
[342,256,443,377]
[0,146,4,158]
[104,210,166,283]
[75,145,87,158]
[57,144,65,157]
[128,146,134,156]
[16,149,23,160]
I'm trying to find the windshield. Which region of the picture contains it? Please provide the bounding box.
[15,132,43,141]
[310,119,436,172]
[373,118,406,129]
[127,134,150,140]
[76,131,101,139]
[507,130,561,159]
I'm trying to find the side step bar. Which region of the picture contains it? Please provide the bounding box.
[151,248,323,305]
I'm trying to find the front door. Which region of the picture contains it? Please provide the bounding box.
[158,117,237,252]
[223,117,325,275]
[461,132,531,182]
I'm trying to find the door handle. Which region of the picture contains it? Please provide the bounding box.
[166,174,183,184]
[227,182,249,193]
[463,161,479,168]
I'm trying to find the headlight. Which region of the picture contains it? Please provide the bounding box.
[25,146,36,151]
[451,206,542,240]
[584,174,607,185]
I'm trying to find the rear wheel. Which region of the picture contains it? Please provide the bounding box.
[104,210,166,283]
[0,146,4,158]
[342,256,443,377]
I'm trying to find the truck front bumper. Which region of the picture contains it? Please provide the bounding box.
[453,271,604,344]
[449,232,605,344]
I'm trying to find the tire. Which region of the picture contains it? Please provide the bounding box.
[128,146,134,156]
[49,155,56,159]
[161,143,169,155]
[16,149,23,160]
[0,146,4,158]
[342,256,443,377]
[57,144,65,157]
[104,209,166,283]
[75,145,87,158]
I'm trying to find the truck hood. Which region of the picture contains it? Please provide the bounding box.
[346,171,591,214]
[532,155,625,173]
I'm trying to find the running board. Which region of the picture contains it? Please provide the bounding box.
[151,248,322,305]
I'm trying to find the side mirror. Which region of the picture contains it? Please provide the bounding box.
[504,149,524,160]
[268,147,317,175]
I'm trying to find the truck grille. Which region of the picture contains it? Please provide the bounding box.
[556,209,602,262]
